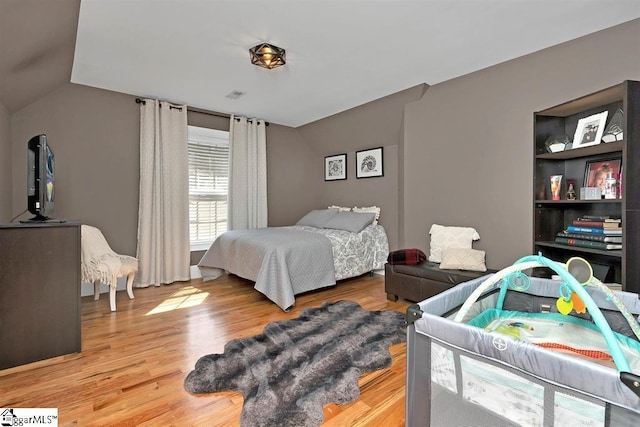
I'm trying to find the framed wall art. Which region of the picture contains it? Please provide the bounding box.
[583,158,621,191]
[324,153,347,181]
[356,147,383,179]
[572,111,608,149]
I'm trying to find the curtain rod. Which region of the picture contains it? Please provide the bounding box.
[135,98,269,126]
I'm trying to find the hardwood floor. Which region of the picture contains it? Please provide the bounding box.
[0,274,411,426]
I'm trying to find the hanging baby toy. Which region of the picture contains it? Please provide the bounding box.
[555,257,591,315]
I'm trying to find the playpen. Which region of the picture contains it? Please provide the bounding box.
[405,255,640,426]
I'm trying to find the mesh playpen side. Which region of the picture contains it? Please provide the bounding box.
[406,262,640,427]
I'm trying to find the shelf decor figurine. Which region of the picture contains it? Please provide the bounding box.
[544,134,572,153]
[602,109,624,143]
[566,181,577,200]
[604,173,618,199]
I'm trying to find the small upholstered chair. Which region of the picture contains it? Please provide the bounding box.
[81,224,138,311]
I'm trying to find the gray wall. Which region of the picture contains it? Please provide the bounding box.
[11,83,139,255]
[0,102,10,222]
[266,124,322,227]
[402,19,640,269]
[297,85,426,250]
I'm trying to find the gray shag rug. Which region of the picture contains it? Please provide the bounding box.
[184,300,406,427]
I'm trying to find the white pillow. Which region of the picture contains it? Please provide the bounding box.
[352,206,380,225]
[328,205,352,212]
[439,248,487,272]
[428,224,480,263]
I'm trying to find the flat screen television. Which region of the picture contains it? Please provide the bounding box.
[26,134,56,221]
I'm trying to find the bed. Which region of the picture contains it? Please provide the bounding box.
[406,254,640,426]
[198,208,389,310]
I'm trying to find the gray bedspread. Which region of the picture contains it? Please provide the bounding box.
[198,227,336,310]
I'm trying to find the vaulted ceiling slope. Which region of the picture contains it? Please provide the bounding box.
[3,1,640,126]
[0,0,80,114]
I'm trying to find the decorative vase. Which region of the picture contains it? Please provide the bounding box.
[550,175,563,201]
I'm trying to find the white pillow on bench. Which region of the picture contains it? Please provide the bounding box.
[439,248,487,272]
[428,224,480,263]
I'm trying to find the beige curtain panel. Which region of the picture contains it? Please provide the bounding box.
[136,99,190,287]
[228,115,268,230]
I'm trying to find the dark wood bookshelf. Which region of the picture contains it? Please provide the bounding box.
[535,199,621,205]
[535,241,622,258]
[535,141,623,160]
[532,80,640,292]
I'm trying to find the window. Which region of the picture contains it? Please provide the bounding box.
[188,125,229,250]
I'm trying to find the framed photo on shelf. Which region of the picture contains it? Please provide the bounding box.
[324,153,347,181]
[583,158,621,189]
[356,147,383,179]
[572,111,608,149]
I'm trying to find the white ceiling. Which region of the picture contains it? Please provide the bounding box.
[70,1,640,127]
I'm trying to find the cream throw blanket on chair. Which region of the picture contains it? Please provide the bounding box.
[81,225,138,311]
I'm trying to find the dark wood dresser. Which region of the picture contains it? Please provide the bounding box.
[0,222,81,369]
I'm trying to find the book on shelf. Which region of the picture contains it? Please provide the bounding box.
[555,236,622,250]
[576,216,621,223]
[581,215,620,221]
[566,226,623,235]
[556,231,622,243]
[571,220,621,228]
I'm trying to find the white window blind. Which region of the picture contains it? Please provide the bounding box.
[188,126,229,249]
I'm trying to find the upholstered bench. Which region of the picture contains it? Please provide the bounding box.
[385,261,496,302]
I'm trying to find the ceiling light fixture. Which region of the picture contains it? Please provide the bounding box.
[225,90,245,100]
[249,42,286,70]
